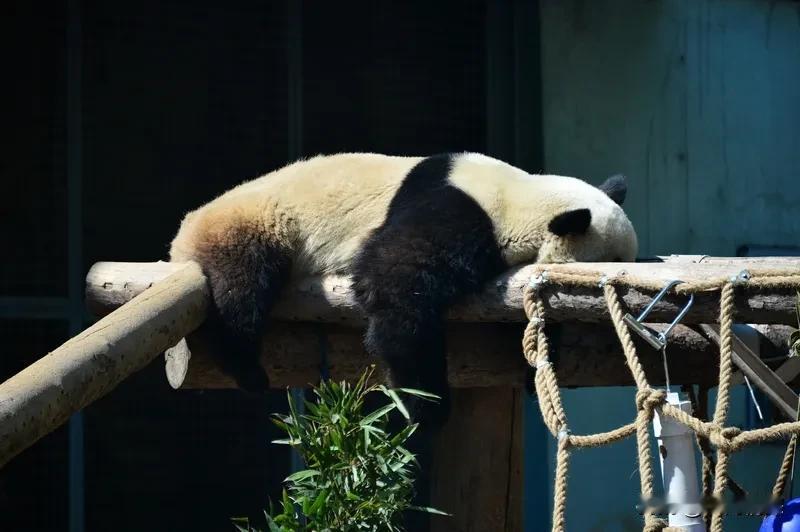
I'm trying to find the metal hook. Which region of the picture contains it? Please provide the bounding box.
[623,280,695,351]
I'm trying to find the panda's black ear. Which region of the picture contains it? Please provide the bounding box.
[548,208,592,236]
[598,174,627,205]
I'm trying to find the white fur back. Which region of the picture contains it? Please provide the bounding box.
[171,152,637,276]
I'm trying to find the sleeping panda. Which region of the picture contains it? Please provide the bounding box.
[170,152,637,423]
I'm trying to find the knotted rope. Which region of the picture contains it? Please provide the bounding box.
[522,267,800,532]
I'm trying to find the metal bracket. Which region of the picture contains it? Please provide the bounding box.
[623,280,695,350]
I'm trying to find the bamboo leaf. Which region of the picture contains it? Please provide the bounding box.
[308,490,328,515]
[231,517,251,532]
[409,505,452,516]
[271,438,299,446]
[285,469,321,483]
[396,388,441,401]
[360,403,396,426]
[383,388,410,420]
[390,424,417,447]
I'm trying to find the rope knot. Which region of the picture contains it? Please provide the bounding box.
[636,388,666,415]
[557,427,572,449]
[529,271,549,291]
[721,427,741,439]
[709,426,742,452]
[729,269,751,285]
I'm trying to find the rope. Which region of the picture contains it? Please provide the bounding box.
[522,267,800,532]
[710,282,736,532]
[685,384,748,528]
[772,435,797,503]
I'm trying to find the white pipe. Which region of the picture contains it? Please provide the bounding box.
[652,392,707,531]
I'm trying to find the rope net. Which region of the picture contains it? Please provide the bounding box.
[522,267,800,532]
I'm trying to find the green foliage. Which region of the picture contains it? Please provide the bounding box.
[791,291,800,358]
[233,367,446,532]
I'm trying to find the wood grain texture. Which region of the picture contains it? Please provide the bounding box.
[0,263,208,468]
[429,388,524,532]
[178,321,794,389]
[80,257,798,389]
[86,258,800,326]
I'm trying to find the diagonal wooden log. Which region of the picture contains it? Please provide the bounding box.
[0,263,208,468]
[701,324,800,419]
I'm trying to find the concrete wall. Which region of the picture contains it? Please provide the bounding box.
[532,1,800,530]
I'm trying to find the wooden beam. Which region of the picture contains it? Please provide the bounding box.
[81,257,798,389]
[701,324,799,419]
[0,263,208,468]
[178,321,794,389]
[86,258,800,326]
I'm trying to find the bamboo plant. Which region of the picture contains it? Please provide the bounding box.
[233,367,445,532]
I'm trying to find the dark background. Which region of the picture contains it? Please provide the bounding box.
[0,1,540,530]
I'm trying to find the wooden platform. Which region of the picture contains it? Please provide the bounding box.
[84,256,799,389]
[1,255,798,532]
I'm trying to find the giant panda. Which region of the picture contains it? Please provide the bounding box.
[170,152,637,423]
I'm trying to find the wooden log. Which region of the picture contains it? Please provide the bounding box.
[86,258,800,326]
[178,322,795,389]
[0,263,208,468]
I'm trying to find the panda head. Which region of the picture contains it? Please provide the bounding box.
[535,173,637,264]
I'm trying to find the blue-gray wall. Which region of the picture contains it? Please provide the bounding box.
[529,1,800,530]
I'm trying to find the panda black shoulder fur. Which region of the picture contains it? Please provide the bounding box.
[170,152,638,423]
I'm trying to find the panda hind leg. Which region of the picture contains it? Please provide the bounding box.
[352,248,453,427]
[192,217,292,393]
[363,309,451,427]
